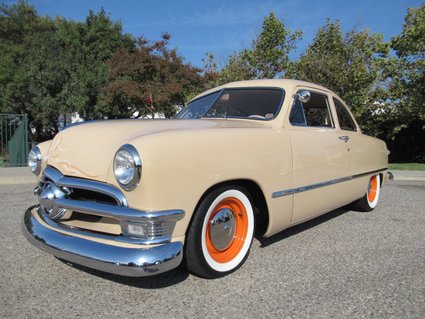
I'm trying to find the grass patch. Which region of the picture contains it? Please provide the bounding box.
[389,163,425,171]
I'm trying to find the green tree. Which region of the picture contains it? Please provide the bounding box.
[217,13,301,83]
[246,12,302,79]
[390,5,424,121]
[102,34,203,118]
[0,2,134,141]
[288,19,389,119]
[383,4,425,162]
[0,0,54,115]
[219,51,253,83]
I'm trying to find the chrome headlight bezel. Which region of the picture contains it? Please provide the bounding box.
[113,144,142,191]
[28,146,42,175]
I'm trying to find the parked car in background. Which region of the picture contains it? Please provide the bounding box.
[23,79,389,278]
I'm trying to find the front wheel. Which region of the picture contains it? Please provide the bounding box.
[351,174,381,212]
[185,186,255,278]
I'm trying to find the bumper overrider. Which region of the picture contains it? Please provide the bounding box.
[22,166,185,277]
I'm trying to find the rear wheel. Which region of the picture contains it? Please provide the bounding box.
[351,174,381,212]
[185,186,255,278]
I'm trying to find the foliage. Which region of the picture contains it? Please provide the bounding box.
[0,1,204,141]
[0,1,55,130]
[287,19,389,120]
[102,34,203,118]
[218,51,253,83]
[0,1,135,141]
[391,4,425,118]
[0,2,423,162]
[245,13,302,79]
[377,5,424,162]
[212,13,301,85]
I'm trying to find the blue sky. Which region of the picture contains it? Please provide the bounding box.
[17,0,424,67]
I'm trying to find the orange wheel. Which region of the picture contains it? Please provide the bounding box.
[185,187,255,278]
[205,197,249,263]
[351,174,381,212]
[367,175,378,204]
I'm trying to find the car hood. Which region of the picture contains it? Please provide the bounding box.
[46,119,268,182]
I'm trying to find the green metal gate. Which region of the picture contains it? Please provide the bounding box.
[0,114,29,167]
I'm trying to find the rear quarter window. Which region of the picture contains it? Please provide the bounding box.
[333,98,357,131]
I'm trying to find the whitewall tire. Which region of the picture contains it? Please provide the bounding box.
[351,174,381,212]
[185,186,255,278]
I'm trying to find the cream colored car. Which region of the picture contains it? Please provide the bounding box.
[23,79,389,278]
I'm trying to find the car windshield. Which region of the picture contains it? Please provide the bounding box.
[176,89,284,120]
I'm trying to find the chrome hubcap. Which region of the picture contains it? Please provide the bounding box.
[209,208,236,251]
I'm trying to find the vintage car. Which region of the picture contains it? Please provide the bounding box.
[23,79,389,279]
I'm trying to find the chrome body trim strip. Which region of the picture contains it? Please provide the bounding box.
[272,176,351,198]
[272,168,387,198]
[43,166,128,206]
[22,207,183,277]
[351,168,388,179]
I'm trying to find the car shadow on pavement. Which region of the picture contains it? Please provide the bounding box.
[256,206,350,248]
[58,259,189,288]
[59,206,352,287]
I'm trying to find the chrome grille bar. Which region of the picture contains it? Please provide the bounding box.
[54,198,185,222]
[43,166,127,206]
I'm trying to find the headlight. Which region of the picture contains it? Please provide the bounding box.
[113,144,141,191]
[28,146,42,175]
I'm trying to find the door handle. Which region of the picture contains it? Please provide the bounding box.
[339,135,350,142]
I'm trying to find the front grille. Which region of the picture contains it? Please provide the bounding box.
[34,165,184,245]
[68,188,117,206]
[35,166,125,235]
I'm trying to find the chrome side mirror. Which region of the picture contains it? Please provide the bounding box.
[297,90,311,103]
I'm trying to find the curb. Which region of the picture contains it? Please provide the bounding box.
[390,170,425,182]
[0,176,36,185]
[0,167,35,185]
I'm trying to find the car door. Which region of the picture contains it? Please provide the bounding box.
[331,96,387,202]
[332,96,375,175]
[286,89,352,223]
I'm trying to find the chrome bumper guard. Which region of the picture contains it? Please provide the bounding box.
[23,206,184,277]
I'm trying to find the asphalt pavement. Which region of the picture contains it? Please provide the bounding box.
[0,180,424,318]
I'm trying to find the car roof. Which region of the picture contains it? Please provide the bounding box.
[191,79,332,102]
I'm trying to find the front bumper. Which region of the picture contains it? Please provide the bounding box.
[23,206,184,277]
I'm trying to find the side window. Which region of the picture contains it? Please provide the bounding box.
[289,91,333,128]
[333,98,357,131]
